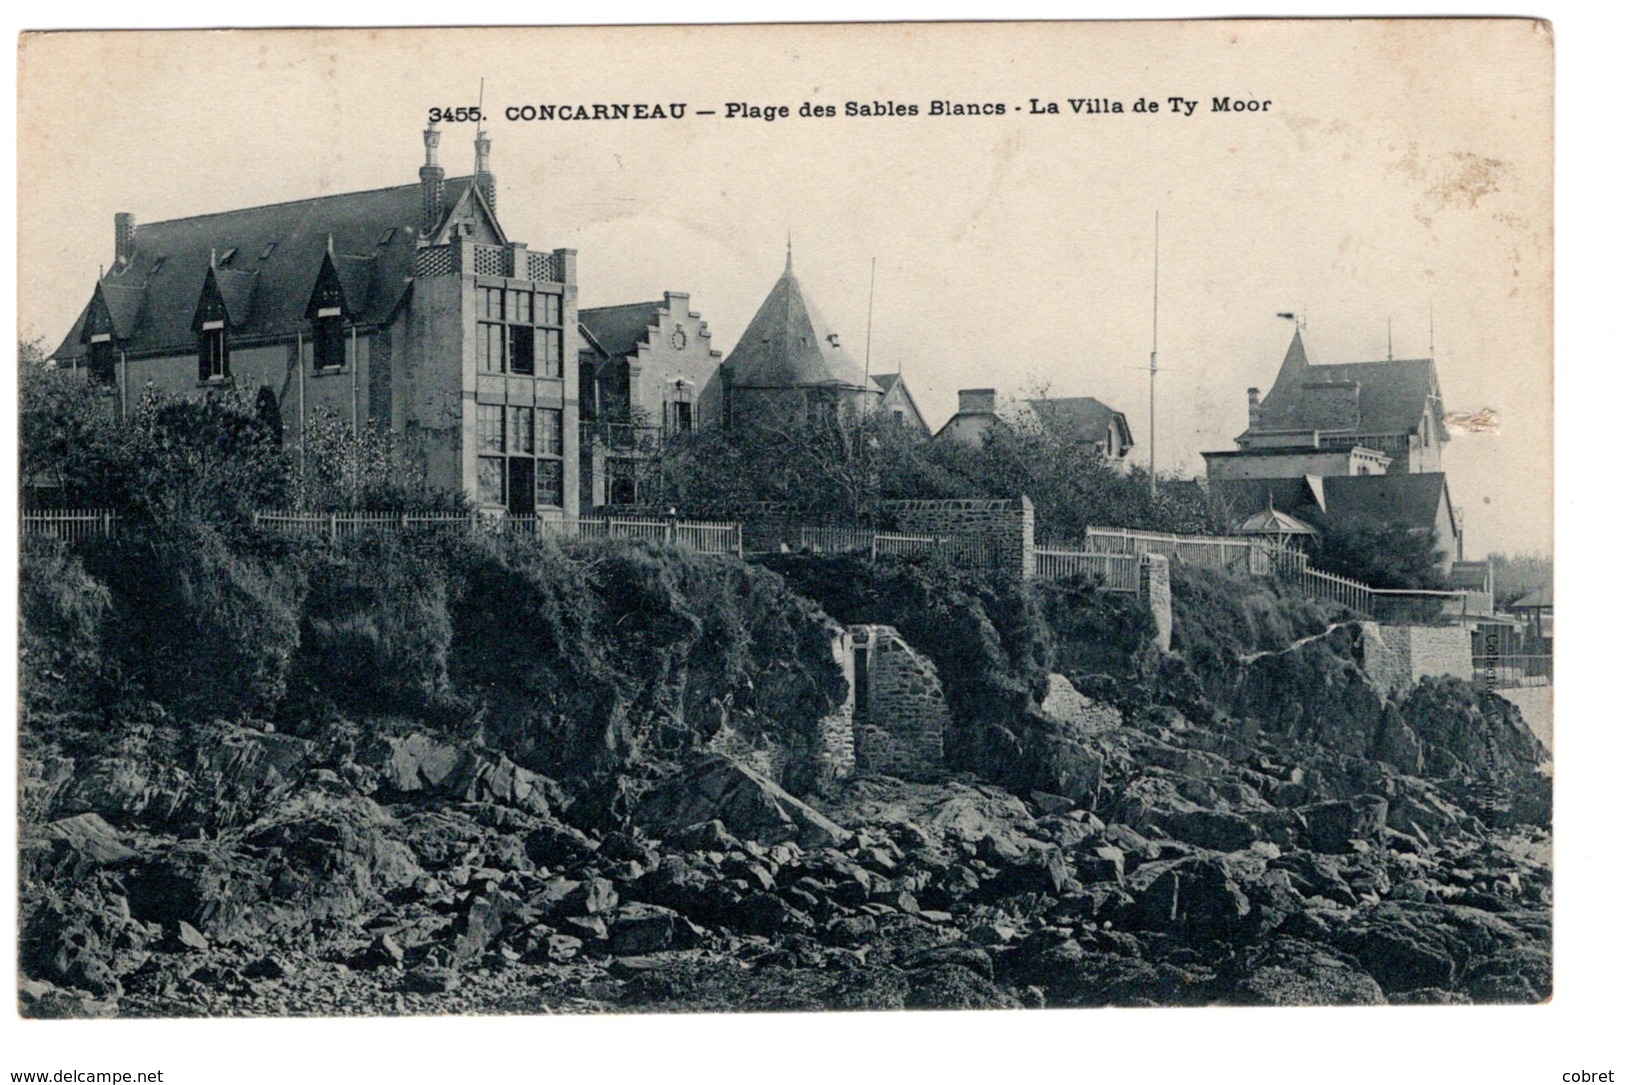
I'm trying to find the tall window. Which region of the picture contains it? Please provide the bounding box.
[476,285,564,378]
[476,403,565,511]
[313,314,346,369]
[198,326,229,382]
[87,339,116,385]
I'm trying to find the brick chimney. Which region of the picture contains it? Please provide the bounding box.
[474,129,495,214]
[420,124,445,234]
[958,388,997,414]
[114,212,135,267]
[1246,387,1262,430]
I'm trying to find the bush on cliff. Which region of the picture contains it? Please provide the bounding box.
[81,522,306,721]
[19,538,112,720]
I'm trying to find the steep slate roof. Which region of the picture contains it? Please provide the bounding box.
[579,301,663,361]
[54,177,478,361]
[723,251,879,393]
[1211,476,1324,521]
[872,373,901,394]
[1322,472,1456,536]
[1252,329,1446,438]
[1509,587,1553,610]
[1026,396,1134,451]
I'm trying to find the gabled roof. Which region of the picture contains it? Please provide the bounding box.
[872,373,901,394]
[96,282,146,340]
[579,301,663,362]
[1321,472,1456,537]
[1026,396,1134,451]
[1212,476,1324,521]
[723,251,880,393]
[1250,329,1446,439]
[1509,587,1553,610]
[54,177,477,361]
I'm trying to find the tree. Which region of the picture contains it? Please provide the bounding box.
[1306,513,1448,590]
[20,339,289,524]
[289,407,464,512]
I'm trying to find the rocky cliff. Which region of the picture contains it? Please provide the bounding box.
[18,540,1551,1016]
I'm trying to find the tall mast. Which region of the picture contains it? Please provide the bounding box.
[863,257,876,386]
[1149,211,1159,499]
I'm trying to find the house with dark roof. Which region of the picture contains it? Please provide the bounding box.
[1025,396,1134,462]
[697,245,883,429]
[1210,470,1462,573]
[1204,329,1448,479]
[871,373,930,436]
[52,125,581,517]
[577,293,722,507]
[934,388,1133,464]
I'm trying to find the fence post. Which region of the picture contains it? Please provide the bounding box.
[103,510,114,537]
[330,512,339,542]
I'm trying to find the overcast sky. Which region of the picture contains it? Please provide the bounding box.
[17,21,1552,556]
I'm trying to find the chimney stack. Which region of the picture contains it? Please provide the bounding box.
[959,388,997,414]
[114,212,135,268]
[420,124,445,234]
[474,129,495,214]
[1247,387,1262,430]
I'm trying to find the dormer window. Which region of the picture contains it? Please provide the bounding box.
[313,308,346,370]
[198,322,229,381]
[218,247,238,267]
[260,243,277,260]
[377,228,396,245]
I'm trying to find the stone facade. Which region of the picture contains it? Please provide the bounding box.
[1358,621,1474,698]
[848,625,949,780]
[881,497,1036,581]
[816,629,858,783]
[1140,554,1173,653]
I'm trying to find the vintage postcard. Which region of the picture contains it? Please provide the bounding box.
[12,16,1557,1080]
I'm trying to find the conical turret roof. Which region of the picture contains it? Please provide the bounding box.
[724,248,880,392]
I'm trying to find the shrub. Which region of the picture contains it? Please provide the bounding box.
[18,537,112,719]
[84,521,305,719]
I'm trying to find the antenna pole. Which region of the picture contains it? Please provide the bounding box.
[1150,211,1159,499]
[864,256,876,386]
[1430,304,1435,356]
[1388,317,1393,361]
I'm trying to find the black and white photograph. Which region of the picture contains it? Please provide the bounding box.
[6,14,1595,1083]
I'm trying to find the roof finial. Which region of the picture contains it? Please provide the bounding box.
[209,248,216,269]
[326,233,334,256]
[785,231,793,273]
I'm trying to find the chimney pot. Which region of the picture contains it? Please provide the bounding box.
[420,125,446,235]
[114,212,135,267]
[959,388,997,414]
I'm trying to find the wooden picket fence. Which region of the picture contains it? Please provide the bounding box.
[1033,548,1140,592]
[251,510,743,557]
[21,508,118,541]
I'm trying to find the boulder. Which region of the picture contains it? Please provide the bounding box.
[1300,797,1390,854]
[609,903,704,955]
[638,756,850,848]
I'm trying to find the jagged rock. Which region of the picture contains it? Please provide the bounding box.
[39,813,139,866]
[360,933,405,970]
[610,903,703,955]
[1076,845,1126,885]
[1300,797,1390,854]
[175,920,210,952]
[524,820,601,868]
[638,756,850,848]
[1129,857,1252,940]
[402,966,460,994]
[1226,937,1386,1006]
[362,732,556,816]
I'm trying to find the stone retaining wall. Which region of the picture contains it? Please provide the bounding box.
[881,497,1035,581]
[1358,621,1474,698]
[848,624,949,779]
